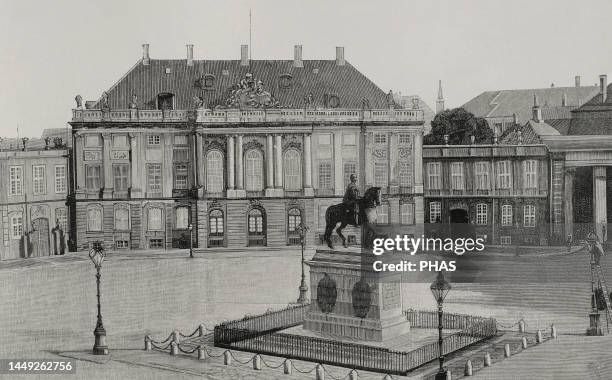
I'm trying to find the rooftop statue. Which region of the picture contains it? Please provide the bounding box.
[225,73,280,109]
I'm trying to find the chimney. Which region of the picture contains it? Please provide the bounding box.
[575,75,581,87]
[293,45,303,68]
[186,44,194,66]
[142,44,150,65]
[600,74,607,103]
[336,47,345,66]
[240,44,249,66]
[532,93,543,122]
[562,92,567,107]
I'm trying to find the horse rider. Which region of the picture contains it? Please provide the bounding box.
[343,174,360,225]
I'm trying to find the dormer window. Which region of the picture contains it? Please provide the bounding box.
[204,74,215,88]
[328,94,340,108]
[279,74,293,89]
[157,93,174,110]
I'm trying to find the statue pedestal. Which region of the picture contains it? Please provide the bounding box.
[303,249,410,342]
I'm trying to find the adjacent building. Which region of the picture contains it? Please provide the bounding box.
[0,137,71,260]
[69,44,426,251]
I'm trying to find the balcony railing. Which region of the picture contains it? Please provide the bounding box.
[71,108,424,124]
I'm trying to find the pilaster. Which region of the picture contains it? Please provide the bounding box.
[413,131,423,194]
[162,134,173,197]
[593,166,607,241]
[102,132,113,199]
[129,133,142,198]
[564,167,575,239]
[303,133,313,196]
[333,131,343,196]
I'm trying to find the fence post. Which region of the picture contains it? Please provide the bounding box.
[284,359,292,374]
[349,369,358,380]
[518,320,525,333]
[464,359,473,376]
[504,344,511,358]
[446,369,452,379]
[521,337,528,349]
[199,324,206,337]
[316,364,324,380]
[253,354,261,370]
[551,324,557,338]
[223,351,232,365]
[173,330,180,344]
[170,342,178,356]
[198,347,204,360]
[144,336,151,351]
[536,330,543,344]
[484,352,491,367]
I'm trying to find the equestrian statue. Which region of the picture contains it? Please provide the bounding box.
[323,174,381,249]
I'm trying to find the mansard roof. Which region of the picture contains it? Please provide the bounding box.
[92,59,392,110]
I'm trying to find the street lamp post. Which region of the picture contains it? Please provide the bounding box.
[295,222,309,304]
[89,241,108,355]
[430,271,451,380]
[189,224,194,258]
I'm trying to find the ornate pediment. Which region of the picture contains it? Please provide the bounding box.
[243,140,264,151]
[205,138,226,152]
[225,73,280,109]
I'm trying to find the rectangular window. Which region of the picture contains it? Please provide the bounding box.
[524,205,536,227]
[501,205,513,226]
[374,133,387,144]
[55,208,67,231]
[497,161,511,189]
[377,204,389,224]
[427,162,441,190]
[147,164,162,193]
[475,162,490,190]
[11,214,23,239]
[175,207,189,229]
[174,135,188,145]
[114,208,129,230]
[525,160,537,189]
[399,133,411,145]
[149,238,164,248]
[148,208,163,231]
[400,203,414,225]
[33,165,46,195]
[147,135,161,146]
[173,148,189,162]
[342,133,356,146]
[399,161,412,187]
[318,162,332,189]
[343,162,357,186]
[87,207,102,232]
[174,164,189,189]
[55,165,67,193]
[116,240,129,249]
[476,203,488,225]
[113,164,130,191]
[85,165,101,190]
[9,166,23,196]
[450,162,464,190]
[374,162,388,187]
[429,202,441,223]
[500,236,512,245]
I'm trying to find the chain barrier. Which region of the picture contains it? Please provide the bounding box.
[319,364,354,380]
[259,356,287,370]
[202,346,226,358]
[149,333,173,345]
[150,341,172,351]
[177,344,201,354]
[496,318,526,329]
[227,350,254,365]
[290,361,318,374]
[179,327,200,339]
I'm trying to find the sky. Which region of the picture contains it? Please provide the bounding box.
[1,0,612,137]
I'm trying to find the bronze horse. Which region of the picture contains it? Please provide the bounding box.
[323,187,382,249]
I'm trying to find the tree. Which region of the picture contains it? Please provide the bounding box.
[424,108,494,145]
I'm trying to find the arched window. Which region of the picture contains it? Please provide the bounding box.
[87,205,103,232]
[247,208,266,246]
[245,149,264,191]
[288,208,302,232]
[208,209,224,247]
[114,206,130,230]
[284,150,302,190]
[206,150,224,193]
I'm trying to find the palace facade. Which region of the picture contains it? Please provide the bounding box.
[69,44,425,251]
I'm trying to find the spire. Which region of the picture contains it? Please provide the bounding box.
[436,80,445,113]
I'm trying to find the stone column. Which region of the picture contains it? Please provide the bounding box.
[266,135,274,189]
[235,135,246,197]
[413,131,423,194]
[593,166,607,241]
[129,133,142,198]
[162,135,173,197]
[364,132,373,187]
[196,133,205,198]
[226,135,235,193]
[102,132,113,199]
[75,134,85,196]
[564,168,574,239]
[303,134,313,196]
[389,132,399,193]
[274,135,283,189]
[333,132,343,196]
